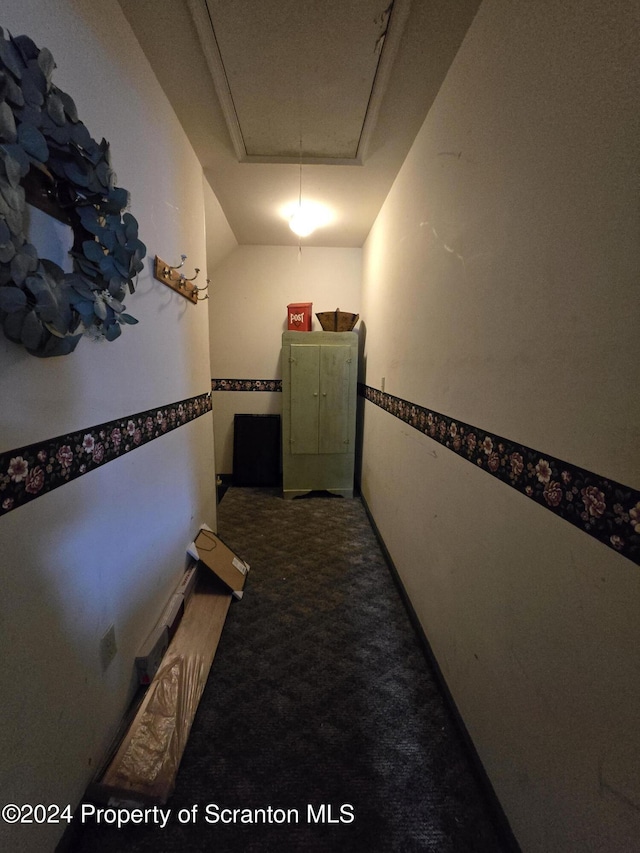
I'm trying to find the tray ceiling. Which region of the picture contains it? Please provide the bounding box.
[194,0,409,163]
[118,0,482,247]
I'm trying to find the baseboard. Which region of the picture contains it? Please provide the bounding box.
[360,493,521,853]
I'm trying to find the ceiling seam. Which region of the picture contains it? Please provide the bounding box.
[202,0,246,157]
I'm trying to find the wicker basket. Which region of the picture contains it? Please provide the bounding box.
[315,309,359,332]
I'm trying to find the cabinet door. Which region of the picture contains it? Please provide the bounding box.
[290,344,320,454]
[319,345,352,454]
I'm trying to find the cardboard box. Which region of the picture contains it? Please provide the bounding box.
[98,584,233,805]
[135,623,169,685]
[188,527,250,599]
[287,302,312,331]
[133,566,200,686]
[175,564,198,603]
[159,592,185,641]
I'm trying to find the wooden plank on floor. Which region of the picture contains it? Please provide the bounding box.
[95,575,232,804]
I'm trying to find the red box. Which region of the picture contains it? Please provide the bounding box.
[287,302,312,331]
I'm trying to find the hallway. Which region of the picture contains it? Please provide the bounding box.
[72,487,509,852]
[2,3,639,851]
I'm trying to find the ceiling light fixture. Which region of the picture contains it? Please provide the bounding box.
[289,204,317,237]
[281,142,332,236]
[280,199,332,236]
[289,159,317,237]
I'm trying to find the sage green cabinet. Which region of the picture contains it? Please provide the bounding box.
[282,331,358,499]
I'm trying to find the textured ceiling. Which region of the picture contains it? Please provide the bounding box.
[118,0,482,248]
[197,0,407,162]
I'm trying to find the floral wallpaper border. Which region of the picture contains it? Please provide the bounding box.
[0,392,212,518]
[211,379,282,392]
[360,384,640,566]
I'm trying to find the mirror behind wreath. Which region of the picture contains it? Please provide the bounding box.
[25,203,74,274]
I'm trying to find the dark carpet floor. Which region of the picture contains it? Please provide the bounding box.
[70,487,510,853]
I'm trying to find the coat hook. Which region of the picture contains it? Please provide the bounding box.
[153,255,202,304]
[162,254,187,277]
[196,278,210,300]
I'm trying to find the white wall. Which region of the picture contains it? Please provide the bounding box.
[0,2,218,850]
[209,245,361,473]
[360,1,640,851]
[204,177,238,274]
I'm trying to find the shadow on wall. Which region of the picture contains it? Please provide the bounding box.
[0,420,214,851]
[354,321,367,494]
[0,492,131,852]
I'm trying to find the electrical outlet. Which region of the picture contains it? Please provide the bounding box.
[100,624,117,672]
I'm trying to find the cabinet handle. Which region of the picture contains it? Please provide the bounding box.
[313,392,318,397]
